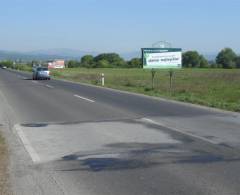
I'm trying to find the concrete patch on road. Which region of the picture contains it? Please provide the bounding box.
[17,119,180,163]
[31,80,39,84]
[14,117,239,175]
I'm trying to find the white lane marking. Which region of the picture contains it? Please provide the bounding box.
[142,118,219,145]
[74,94,95,103]
[17,75,27,79]
[45,84,54,89]
[15,124,40,163]
[32,80,38,84]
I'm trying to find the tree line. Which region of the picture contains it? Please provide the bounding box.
[183,48,240,68]
[1,48,240,69]
[67,53,142,68]
[67,48,240,69]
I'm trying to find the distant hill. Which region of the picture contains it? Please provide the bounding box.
[0,50,28,61]
[120,51,141,60]
[202,52,217,61]
[0,49,98,61]
[0,49,218,62]
[27,48,99,59]
[0,49,141,61]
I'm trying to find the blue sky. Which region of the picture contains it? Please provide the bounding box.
[1,0,240,53]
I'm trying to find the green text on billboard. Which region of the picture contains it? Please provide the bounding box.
[142,48,182,69]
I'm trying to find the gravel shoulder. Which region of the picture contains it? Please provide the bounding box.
[0,131,11,195]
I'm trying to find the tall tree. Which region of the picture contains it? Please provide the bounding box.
[96,59,111,68]
[67,60,81,68]
[127,58,142,68]
[236,56,240,68]
[81,55,94,68]
[94,53,126,68]
[216,48,237,69]
[183,51,201,68]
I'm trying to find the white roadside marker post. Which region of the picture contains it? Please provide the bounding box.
[101,73,105,86]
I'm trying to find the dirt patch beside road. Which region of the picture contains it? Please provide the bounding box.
[0,132,11,194]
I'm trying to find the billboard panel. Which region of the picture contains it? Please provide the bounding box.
[142,48,182,69]
[48,60,65,69]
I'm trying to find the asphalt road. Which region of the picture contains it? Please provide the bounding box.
[0,68,240,195]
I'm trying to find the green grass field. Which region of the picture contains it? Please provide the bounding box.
[51,68,240,112]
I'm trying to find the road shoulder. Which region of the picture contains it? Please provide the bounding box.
[0,130,11,195]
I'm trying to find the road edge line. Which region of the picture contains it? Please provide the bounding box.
[141,118,219,145]
[14,124,40,163]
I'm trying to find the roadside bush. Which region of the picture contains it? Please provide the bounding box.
[15,64,32,72]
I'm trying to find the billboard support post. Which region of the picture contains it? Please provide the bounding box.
[169,69,174,94]
[151,69,156,90]
[142,48,182,69]
[142,47,182,92]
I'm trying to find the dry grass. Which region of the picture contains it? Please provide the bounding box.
[0,133,10,195]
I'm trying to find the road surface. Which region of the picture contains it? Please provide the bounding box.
[0,69,240,195]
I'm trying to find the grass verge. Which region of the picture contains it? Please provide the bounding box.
[51,68,240,112]
[0,132,10,194]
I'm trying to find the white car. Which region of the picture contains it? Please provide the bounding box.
[32,67,51,80]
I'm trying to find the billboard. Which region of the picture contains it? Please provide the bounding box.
[48,60,65,69]
[142,48,182,69]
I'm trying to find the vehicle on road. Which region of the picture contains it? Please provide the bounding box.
[32,67,51,80]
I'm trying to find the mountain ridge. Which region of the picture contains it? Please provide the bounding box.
[0,49,217,61]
